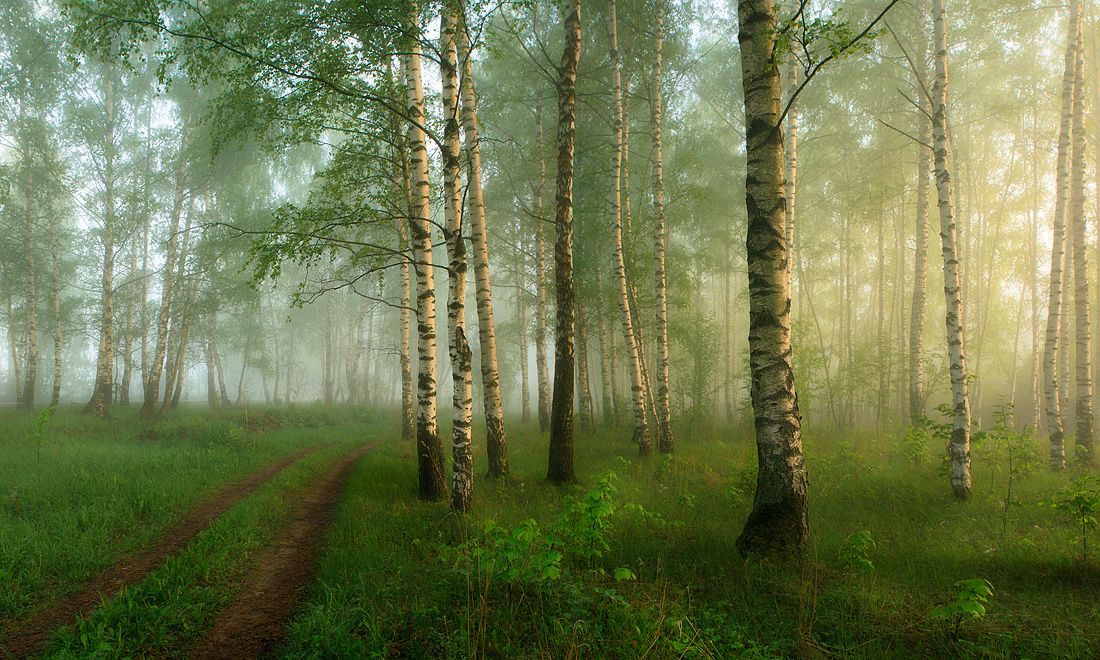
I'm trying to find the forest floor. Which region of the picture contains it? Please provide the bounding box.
[1,406,1099,658]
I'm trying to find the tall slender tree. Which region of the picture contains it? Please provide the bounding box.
[931,0,971,499]
[548,0,582,484]
[1044,0,1078,471]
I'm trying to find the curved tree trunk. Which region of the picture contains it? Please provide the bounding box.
[548,0,582,484]
[609,0,651,456]
[139,130,188,418]
[932,0,972,499]
[734,0,808,557]
[402,19,447,501]
[651,3,673,453]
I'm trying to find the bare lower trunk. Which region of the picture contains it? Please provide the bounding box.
[910,108,930,424]
[206,317,219,409]
[735,0,808,557]
[48,187,61,406]
[548,0,582,484]
[534,115,551,433]
[7,295,22,406]
[21,164,37,410]
[932,0,972,499]
[516,249,531,423]
[396,129,415,441]
[120,238,136,406]
[577,305,596,432]
[598,299,614,426]
[458,16,509,477]
[403,24,446,500]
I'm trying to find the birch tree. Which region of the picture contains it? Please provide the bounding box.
[403,15,447,501]
[735,0,808,555]
[459,12,509,478]
[931,0,971,499]
[609,0,651,456]
[548,0,582,484]
[1044,0,1078,471]
[1068,11,1092,464]
[441,7,474,511]
[651,1,673,454]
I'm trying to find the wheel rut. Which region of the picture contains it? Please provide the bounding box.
[189,443,373,659]
[0,443,330,658]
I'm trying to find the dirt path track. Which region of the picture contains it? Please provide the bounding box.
[189,444,373,659]
[1,443,329,658]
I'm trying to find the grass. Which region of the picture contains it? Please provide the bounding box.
[282,417,1100,658]
[0,405,362,627]
[44,443,352,657]
[4,405,1100,657]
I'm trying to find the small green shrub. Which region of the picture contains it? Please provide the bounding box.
[930,578,993,642]
[1043,476,1100,560]
[838,529,875,573]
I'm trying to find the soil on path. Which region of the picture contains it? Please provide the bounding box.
[1,443,330,658]
[189,444,373,659]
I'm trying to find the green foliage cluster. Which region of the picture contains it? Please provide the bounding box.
[930,578,994,642]
[1042,476,1100,561]
[457,470,640,587]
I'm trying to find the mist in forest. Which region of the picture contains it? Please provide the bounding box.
[3,0,1100,656]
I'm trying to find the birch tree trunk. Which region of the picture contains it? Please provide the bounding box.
[610,0,651,456]
[548,0,582,484]
[396,126,415,442]
[534,114,552,433]
[784,55,798,285]
[909,98,930,424]
[516,246,531,424]
[735,0,808,556]
[458,17,510,478]
[577,304,596,432]
[48,184,61,406]
[402,22,447,501]
[651,3,673,453]
[119,235,136,406]
[7,295,22,407]
[1044,0,1078,470]
[21,161,37,410]
[598,297,614,426]
[206,316,219,409]
[1069,14,1093,464]
[139,131,188,418]
[724,254,735,425]
[441,7,474,511]
[932,0,972,499]
[84,74,117,418]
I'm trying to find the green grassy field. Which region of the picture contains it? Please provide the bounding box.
[284,418,1100,658]
[2,406,1100,658]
